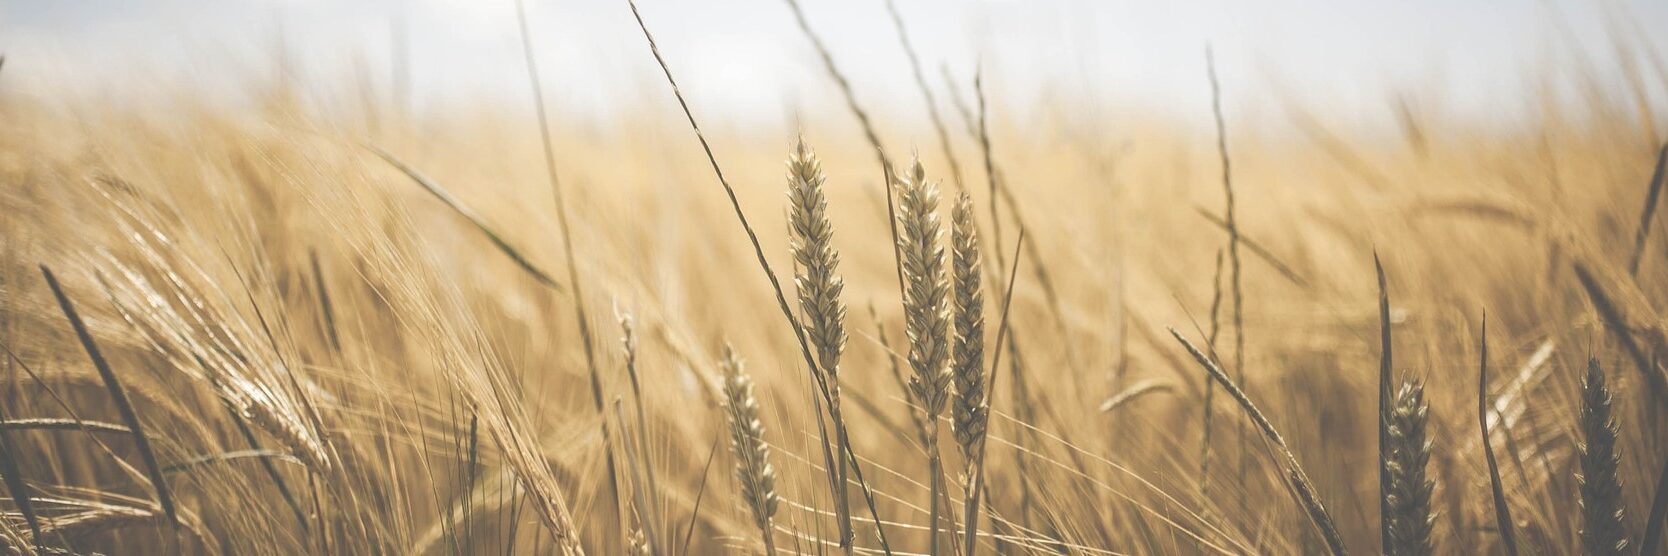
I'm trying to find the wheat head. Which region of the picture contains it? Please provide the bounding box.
[897,156,952,420]
[1384,378,1434,555]
[1578,358,1629,555]
[720,345,780,555]
[949,189,987,462]
[786,137,848,379]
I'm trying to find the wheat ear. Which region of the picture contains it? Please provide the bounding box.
[720,346,780,556]
[898,155,952,554]
[1578,358,1630,555]
[787,137,849,398]
[785,137,855,548]
[950,189,986,555]
[1384,379,1434,555]
[950,190,987,463]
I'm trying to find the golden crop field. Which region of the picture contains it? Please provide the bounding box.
[0,1,1666,554]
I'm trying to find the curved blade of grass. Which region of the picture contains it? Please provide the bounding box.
[1194,207,1311,289]
[1574,260,1668,403]
[1,418,130,435]
[160,449,305,476]
[1477,315,1519,556]
[1375,253,1392,555]
[42,265,177,525]
[1095,379,1176,414]
[368,146,564,291]
[1628,143,1668,276]
[0,400,43,549]
[1169,327,1347,555]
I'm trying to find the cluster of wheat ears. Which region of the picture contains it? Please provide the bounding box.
[3,0,1668,554]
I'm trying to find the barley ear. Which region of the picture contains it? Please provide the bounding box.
[719,345,780,556]
[1384,378,1434,555]
[1578,358,1630,555]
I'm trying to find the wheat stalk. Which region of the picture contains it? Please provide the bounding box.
[1200,248,1225,500]
[881,0,964,190]
[1384,379,1434,555]
[513,4,627,548]
[617,308,664,555]
[1578,358,1630,555]
[720,345,780,556]
[624,5,892,550]
[1205,47,1250,487]
[962,230,1024,556]
[784,136,855,550]
[897,155,952,554]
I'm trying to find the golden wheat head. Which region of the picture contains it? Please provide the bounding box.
[1578,358,1629,555]
[949,189,987,461]
[719,345,780,554]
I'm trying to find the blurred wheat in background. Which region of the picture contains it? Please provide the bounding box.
[2,0,1668,554]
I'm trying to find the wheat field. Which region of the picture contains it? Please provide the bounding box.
[1,1,1667,555]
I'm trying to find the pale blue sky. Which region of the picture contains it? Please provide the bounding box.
[2,0,1665,132]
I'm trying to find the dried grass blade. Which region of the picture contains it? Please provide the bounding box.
[0,400,43,548]
[1168,327,1346,555]
[1375,253,1393,555]
[1630,143,1668,276]
[1573,261,1668,402]
[1193,207,1311,289]
[368,146,564,291]
[1477,315,1519,556]
[41,265,177,525]
[1095,379,1176,414]
[678,434,721,556]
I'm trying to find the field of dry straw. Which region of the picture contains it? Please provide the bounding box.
[2,2,1668,554]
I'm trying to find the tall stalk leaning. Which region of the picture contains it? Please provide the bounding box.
[897,157,953,554]
[785,137,855,551]
[514,1,624,548]
[623,2,891,551]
